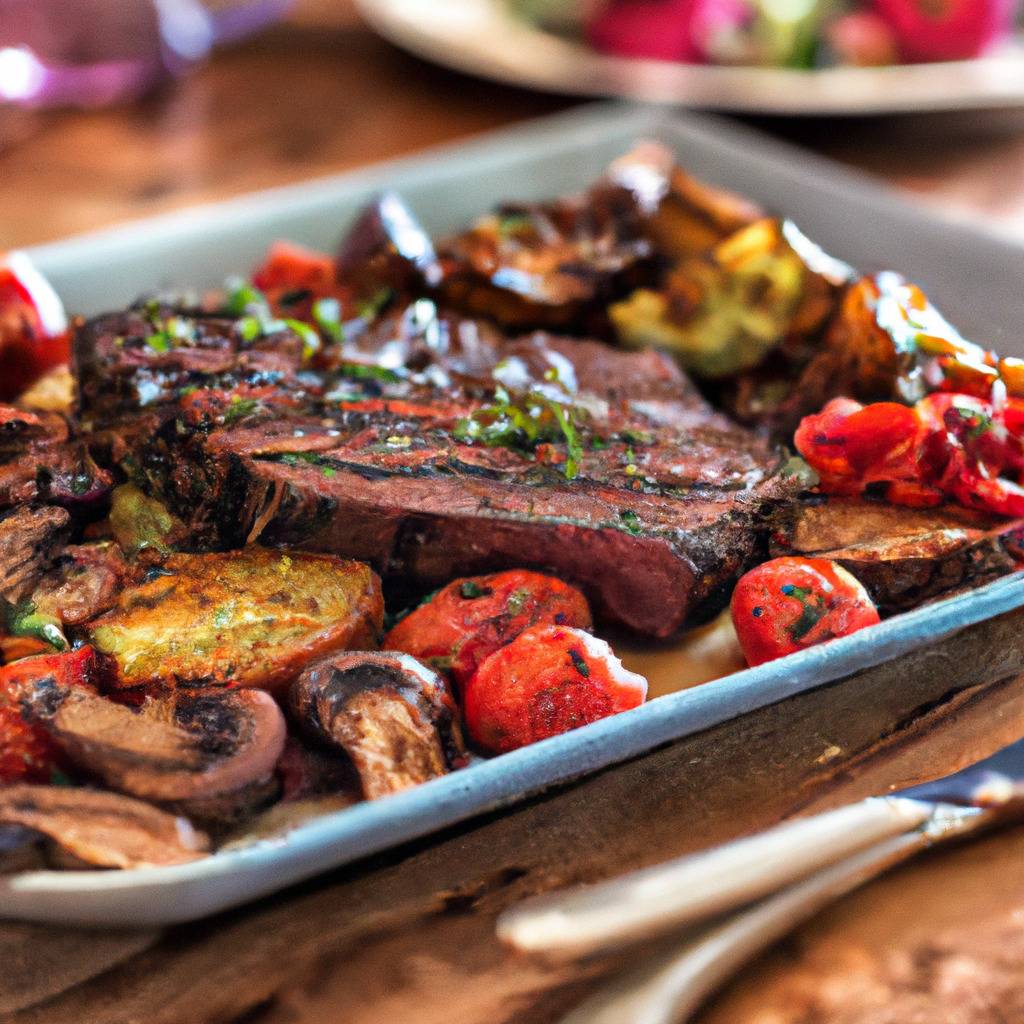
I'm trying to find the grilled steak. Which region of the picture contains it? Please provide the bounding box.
[0,405,110,510]
[74,301,798,638]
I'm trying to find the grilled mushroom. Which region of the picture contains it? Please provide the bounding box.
[20,683,287,827]
[289,651,465,800]
[0,785,208,869]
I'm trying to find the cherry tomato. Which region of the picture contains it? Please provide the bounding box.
[873,0,1015,63]
[794,397,921,491]
[252,241,336,295]
[731,557,880,667]
[0,647,97,783]
[0,252,69,401]
[463,624,647,754]
[384,570,592,689]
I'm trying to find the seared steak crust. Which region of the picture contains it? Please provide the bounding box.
[75,304,798,637]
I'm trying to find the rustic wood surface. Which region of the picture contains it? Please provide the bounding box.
[3,3,1024,1022]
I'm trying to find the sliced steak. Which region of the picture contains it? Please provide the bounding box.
[0,405,110,510]
[0,505,71,604]
[76,305,798,638]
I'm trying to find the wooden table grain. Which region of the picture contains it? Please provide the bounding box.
[3,4,1024,1023]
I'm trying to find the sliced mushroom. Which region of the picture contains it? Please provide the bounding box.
[19,681,286,827]
[290,651,465,800]
[0,785,208,869]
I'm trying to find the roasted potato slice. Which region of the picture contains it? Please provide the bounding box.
[87,547,383,690]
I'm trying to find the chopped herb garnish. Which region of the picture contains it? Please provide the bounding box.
[223,397,260,425]
[455,383,585,481]
[282,318,321,360]
[496,212,534,238]
[312,297,345,345]
[356,287,394,321]
[212,602,235,629]
[238,315,263,343]
[321,466,337,478]
[224,278,269,317]
[619,510,642,536]
[2,599,67,651]
[591,437,609,451]
[506,588,531,615]
[460,581,492,599]
[779,584,829,642]
[337,361,403,384]
[568,647,590,677]
[145,332,171,353]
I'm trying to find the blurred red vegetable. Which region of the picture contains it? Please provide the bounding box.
[587,0,704,61]
[0,647,97,783]
[872,0,1019,63]
[463,624,647,753]
[252,240,336,295]
[796,392,1024,517]
[0,252,69,402]
[384,570,592,690]
[731,557,880,667]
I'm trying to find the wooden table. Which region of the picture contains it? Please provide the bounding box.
[4,4,1024,1022]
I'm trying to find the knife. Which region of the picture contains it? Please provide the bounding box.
[498,738,1024,958]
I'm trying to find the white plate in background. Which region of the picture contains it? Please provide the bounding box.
[355,0,1024,115]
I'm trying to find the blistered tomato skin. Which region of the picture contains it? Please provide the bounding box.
[0,647,97,783]
[731,558,880,668]
[0,252,70,401]
[463,624,647,754]
[384,570,592,689]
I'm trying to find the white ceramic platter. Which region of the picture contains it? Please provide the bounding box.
[5,103,1024,927]
[355,0,1024,115]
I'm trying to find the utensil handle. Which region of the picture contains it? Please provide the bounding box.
[557,830,929,1024]
[498,796,933,957]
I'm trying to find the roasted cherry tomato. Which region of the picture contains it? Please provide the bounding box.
[796,392,1024,517]
[0,647,97,783]
[252,241,337,295]
[794,397,922,493]
[731,557,880,667]
[0,252,69,401]
[384,570,592,689]
[463,624,647,754]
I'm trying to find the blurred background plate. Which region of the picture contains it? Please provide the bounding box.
[354,0,1024,116]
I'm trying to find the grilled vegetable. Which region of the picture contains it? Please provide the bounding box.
[463,624,648,754]
[795,392,1024,518]
[87,548,383,690]
[770,497,1022,613]
[290,651,464,799]
[384,570,593,689]
[0,785,208,869]
[730,557,880,667]
[30,541,129,627]
[107,484,186,557]
[611,218,848,379]
[0,252,69,401]
[0,647,98,783]
[21,684,287,827]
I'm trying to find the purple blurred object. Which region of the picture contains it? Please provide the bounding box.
[0,0,293,108]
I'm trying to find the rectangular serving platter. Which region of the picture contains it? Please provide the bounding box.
[5,102,1024,926]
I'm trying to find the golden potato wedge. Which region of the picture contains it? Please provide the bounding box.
[87,547,383,690]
